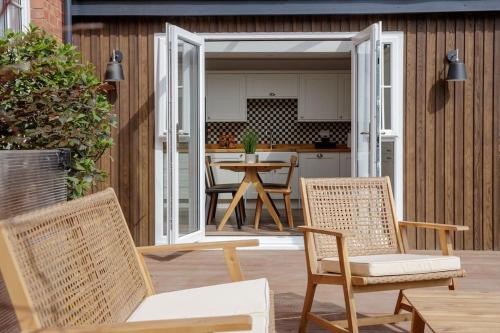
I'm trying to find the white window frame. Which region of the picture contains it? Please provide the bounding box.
[380,32,404,218]
[0,0,30,35]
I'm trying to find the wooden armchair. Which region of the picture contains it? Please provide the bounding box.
[299,177,467,333]
[0,188,275,333]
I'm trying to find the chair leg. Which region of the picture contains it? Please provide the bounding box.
[254,197,263,230]
[212,194,219,220]
[299,281,317,333]
[394,289,404,314]
[238,200,246,226]
[283,193,294,228]
[342,281,359,333]
[449,278,456,290]
[232,192,242,229]
[207,193,217,225]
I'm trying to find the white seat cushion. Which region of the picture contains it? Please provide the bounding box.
[127,278,270,333]
[322,254,461,277]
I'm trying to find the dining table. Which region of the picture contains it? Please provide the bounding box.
[210,160,290,231]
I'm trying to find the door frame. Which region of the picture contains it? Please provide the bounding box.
[155,30,404,247]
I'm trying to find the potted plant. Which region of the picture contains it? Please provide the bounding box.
[0,26,116,199]
[241,129,258,163]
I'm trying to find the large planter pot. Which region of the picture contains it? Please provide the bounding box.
[245,153,258,164]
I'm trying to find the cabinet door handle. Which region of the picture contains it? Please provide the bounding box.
[360,131,369,135]
[269,92,276,97]
[317,153,323,158]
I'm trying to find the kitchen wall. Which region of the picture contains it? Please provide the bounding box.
[206,99,350,144]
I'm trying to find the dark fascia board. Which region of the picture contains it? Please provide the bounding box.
[72,0,500,17]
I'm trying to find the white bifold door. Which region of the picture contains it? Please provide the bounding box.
[351,22,383,177]
[154,24,205,244]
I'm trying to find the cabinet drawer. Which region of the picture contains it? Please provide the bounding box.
[246,74,298,98]
[299,153,340,178]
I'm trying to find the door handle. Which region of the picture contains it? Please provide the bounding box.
[360,131,369,135]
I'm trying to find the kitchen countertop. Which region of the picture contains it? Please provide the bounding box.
[205,144,351,153]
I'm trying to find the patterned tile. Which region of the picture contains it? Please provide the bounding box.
[206,99,351,144]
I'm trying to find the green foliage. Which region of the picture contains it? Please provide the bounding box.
[0,26,117,199]
[241,129,258,154]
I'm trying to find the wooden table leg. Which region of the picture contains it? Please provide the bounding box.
[217,176,251,231]
[249,170,284,231]
[410,309,426,333]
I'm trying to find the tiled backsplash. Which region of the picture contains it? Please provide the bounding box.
[206,99,351,144]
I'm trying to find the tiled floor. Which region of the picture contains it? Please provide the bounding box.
[205,204,305,236]
[145,250,500,332]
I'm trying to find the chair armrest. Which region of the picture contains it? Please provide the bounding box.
[399,221,466,255]
[136,240,258,283]
[399,221,469,232]
[298,226,352,239]
[136,239,259,255]
[27,315,252,333]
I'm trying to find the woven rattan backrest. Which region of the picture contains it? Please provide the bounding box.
[301,177,402,259]
[0,188,149,330]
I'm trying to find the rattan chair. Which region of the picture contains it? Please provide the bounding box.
[0,188,275,333]
[299,177,468,333]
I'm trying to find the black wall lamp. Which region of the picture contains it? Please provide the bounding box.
[446,49,467,81]
[104,50,125,82]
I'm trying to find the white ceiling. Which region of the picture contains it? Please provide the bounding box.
[205,40,351,59]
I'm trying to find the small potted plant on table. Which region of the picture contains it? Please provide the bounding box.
[242,129,258,163]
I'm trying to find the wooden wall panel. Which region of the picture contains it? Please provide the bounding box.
[73,13,500,249]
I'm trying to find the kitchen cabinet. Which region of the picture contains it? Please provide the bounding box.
[246,74,298,98]
[207,152,244,199]
[339,152,351,177]
[298,73,351,122]
[206,74,246,122]
[337,73,351,121]
[299,152,340,178]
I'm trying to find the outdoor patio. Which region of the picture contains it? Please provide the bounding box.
[144,249,500,332]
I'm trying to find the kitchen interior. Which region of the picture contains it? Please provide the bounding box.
[200,39,365,236]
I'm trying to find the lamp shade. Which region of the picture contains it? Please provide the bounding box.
[104,61,124,82]
[447,61,467,81]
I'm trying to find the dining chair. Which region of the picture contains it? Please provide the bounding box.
[205,156,246,229]
[254,155,298,229]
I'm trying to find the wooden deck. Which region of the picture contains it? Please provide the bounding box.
[144,250,500,332]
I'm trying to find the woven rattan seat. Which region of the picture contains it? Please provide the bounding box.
[298,177,469,333]
[0,188,274,333]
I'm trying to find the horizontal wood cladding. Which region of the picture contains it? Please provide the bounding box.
[72,14,500,249]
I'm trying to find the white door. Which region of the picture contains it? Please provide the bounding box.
[351,22,382,177]
[155,24,205,244]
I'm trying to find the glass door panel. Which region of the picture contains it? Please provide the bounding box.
[351,22,382,177]
[161,24,205,244]
[176,38,200,238]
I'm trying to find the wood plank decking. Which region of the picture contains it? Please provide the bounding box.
[144,250,500,332]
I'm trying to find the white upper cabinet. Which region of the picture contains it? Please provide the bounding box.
[337,73,351,121]
[206,74,246,122]
[298,73,351,122]
[246,74,298,98]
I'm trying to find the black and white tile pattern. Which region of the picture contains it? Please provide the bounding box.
[206,99,351,144]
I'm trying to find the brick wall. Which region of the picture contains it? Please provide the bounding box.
[30,0,64,40]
